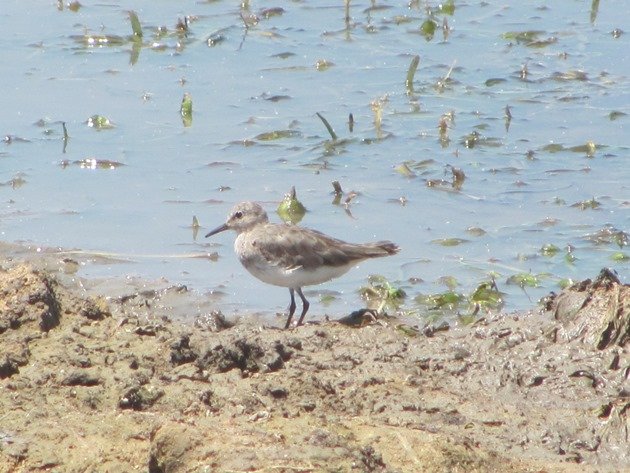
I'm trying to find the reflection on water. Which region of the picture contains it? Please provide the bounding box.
[0,0,628,322]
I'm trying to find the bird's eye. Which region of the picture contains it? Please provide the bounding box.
[234,211,243,219]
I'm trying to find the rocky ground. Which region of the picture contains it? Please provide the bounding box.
[0,255,628,472]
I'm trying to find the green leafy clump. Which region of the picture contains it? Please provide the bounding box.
[359,275,406,313]
[417,291,464,309]
[507,272,541,288]
[571,198,601,210]
[414,276,504,321]
[470,281,503,309]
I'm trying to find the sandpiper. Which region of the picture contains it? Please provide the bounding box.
[206,201,399,328]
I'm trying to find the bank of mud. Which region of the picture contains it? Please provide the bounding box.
[0,260,628,472]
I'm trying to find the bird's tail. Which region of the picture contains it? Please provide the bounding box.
[374,241,400,256]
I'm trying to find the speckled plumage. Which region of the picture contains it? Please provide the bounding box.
[206,201,399,328]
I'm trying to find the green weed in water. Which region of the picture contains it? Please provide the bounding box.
[501,30,544,45]
[316,112,338,141]
[571,197,600,210]
[180,93,193,127]
[507,273,540,288]
[87,115,114,130]
[431,238,468,247]
[254,130,301,141]
[470,281,503,309]
[359,275,406,313]
[611,252,630,262]
[277,186,306,224]
[129,11,143,38]
[405,55,420,94]
[540,243,560,257]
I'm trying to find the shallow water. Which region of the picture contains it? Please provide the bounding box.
[1,0,628,322]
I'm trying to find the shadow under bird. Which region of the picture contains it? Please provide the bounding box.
[206,201,400,329]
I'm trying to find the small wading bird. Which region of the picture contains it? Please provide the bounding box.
[206,201,399,329]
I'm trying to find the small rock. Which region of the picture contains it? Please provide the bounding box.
[61,371,102,387]
[119,385,164,410]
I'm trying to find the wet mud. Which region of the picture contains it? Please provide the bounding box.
[0,259,628,472]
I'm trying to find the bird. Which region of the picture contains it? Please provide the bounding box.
[205,201,399,329]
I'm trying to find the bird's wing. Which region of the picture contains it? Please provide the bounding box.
[254,225,355,271]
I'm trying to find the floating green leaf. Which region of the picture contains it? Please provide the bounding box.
[501,30,544,44]
[129,10,143,39]
[507,273,540,288]
[569,141,597,157]
[180,93,193,127]
[611,252,630,262]
[564,250,577,264]
[254,129,301,141]
[394,163,416,178]
[540,243,560,257]
[439,0,455,15]
[418,291,464,309]
[420,19,438,41]
[87,115,114,130]
[431,238,468,247]
[277,186,306,224]
[541,143,565,153]
[315,59,334,71]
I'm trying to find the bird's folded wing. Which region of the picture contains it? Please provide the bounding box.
[256,226,355,270]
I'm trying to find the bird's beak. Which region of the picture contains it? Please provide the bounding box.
[205,223,229,238]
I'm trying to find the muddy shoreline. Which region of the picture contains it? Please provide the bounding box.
[0,253,628,472]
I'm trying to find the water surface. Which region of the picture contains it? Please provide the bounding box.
[1,0,628,322]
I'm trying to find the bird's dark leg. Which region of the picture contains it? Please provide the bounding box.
[295,287,310,326]
[284,288,297,329]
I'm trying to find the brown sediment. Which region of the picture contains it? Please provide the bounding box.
[0,258,628,472]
